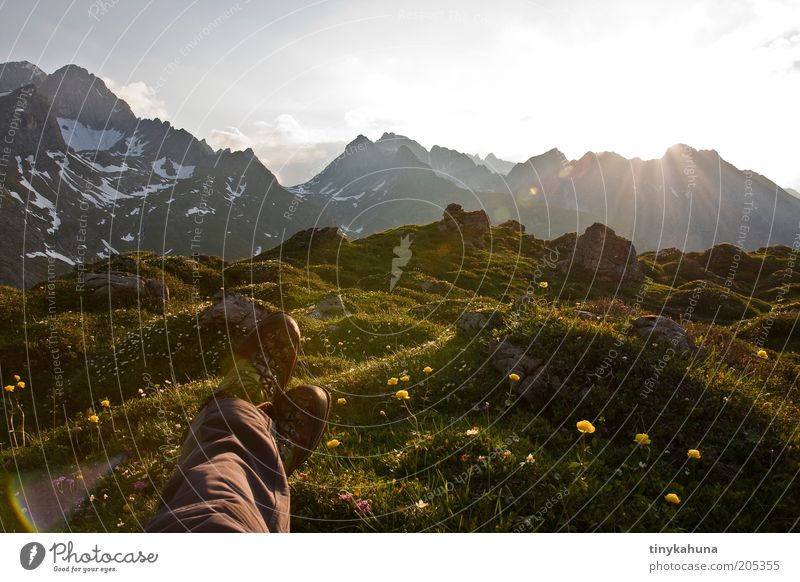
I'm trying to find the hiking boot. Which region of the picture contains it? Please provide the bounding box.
[213,312,301,405]
[269,384,331,476]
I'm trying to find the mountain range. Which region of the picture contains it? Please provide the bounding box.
[1,60,798,288]
[0,61,325,287]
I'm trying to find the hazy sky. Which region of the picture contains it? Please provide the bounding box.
[1,0,798,188]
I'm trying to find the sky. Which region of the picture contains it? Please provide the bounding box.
[1,0,798,188]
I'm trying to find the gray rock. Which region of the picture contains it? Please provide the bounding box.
[576,310,598,320]
[489,338,557,405]
[497,219,525,234]
[198,291,267,336]
[83,271,169,309]
[489,339,542,377]
[556,223,644,282]
[515,368,549,405]
[631,315,701,355]
[310,293,346,319]
[456,311,505,335]
[549,232,577,256]
[286,226,343,248]
[438,203,490,249]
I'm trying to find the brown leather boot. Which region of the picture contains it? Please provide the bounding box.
[213,312,301,405]
[269,384,331,476]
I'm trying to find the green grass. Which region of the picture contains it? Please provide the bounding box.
[1,224,799,532]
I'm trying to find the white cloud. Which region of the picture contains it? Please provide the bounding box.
[344,108,401,133]
[207,115,348,185]
[207,126,252,151]
[103,78,168,120]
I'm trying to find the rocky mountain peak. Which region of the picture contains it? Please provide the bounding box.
[39,64,136,129]
[0,60,47,93]
[392,144,428,168]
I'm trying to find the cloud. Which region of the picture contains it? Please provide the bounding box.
[344,108,401,133]
[207,126,252,151]
[103,78,168,119]
[207,115,348,185]
[255,141,348,186]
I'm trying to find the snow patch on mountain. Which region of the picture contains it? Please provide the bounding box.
[97,239,119,258]
[186,205,215,216]
[57,117,124,151]
[15,168,60,234]
[25,249,75,266]
[333,191,365,201]
[85,159,129,173]
[224,178,246,202]
[152,157,195,180]
[124,134,147,157]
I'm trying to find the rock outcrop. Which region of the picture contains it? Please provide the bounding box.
[498,219,525,234]
[83,271,168,309]
[557,223,644,282]
[630,315,702,356]
[489,339,555,405]
[283,226,344,253]
[456,311,506,335]
[438,203,490,248]
[310,293,346,319]
[198,290,267,336]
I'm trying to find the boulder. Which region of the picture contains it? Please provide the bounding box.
[549,232,577,257]
[310,293,346,319]
[438,203,490,248]
[576,310,598,320]
[498,219,525,234]
[557,223,644,282]
[631,315,701,356]
[489,339,550,405]
[198,291,268,336]
[490,339,542,377]
[83,271,169,309]
[284,226,344,252]
[456,311,506,335]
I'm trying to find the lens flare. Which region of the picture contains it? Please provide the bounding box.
[5,453,128,532]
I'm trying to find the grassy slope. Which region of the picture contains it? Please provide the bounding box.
[1,223,799,532]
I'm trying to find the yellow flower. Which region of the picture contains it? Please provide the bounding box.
[4,384,14,393]
[387,377,399,386]
[326,439,341,449]
[664,493,681,505]
[756,349,768,360]
[687,448,702,460]
[395,389,410,400]
[337,397,347,405]
[538,281,549,289]
[100,399,111,408]
[423,366,433,374]
[88,414,99,424]
[16,381,25,389]
[576,420,596,434]
[634,433,651,446]
[399,375,410,382]
[14,375,20,381]
[508,373,521,382]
